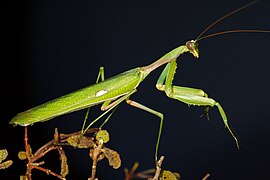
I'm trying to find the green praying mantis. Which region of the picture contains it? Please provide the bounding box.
[10,1,270,161]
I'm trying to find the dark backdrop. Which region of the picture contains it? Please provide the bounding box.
[2,0,270,179]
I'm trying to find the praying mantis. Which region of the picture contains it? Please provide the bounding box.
[10,1,270,161]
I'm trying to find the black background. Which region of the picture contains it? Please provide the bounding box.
[2,0,270,179]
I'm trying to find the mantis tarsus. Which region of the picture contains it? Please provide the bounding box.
[10,1,270,161]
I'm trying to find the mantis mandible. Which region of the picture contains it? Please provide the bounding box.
[10,1,269,161]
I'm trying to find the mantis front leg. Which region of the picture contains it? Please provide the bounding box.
[156,59,239,148]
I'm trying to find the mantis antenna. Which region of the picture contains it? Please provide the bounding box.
[198,29,270,41]
[194,0,267,42]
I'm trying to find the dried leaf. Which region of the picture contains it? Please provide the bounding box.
[173,172,181,179]
[60,153,69,177]
[18,151,27,160]
[102,147,121,169]
[160,170,180,180]
[0,149,8,163]
[20,175,26,180]
[0,160,13,170]
[67,135,94,148]
[96,130,110,143]
[0,149,12,170]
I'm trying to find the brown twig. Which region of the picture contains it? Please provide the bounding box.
[24,127,64,180]
[124,162,139,180]
[24,127,31,161]
[59,128,100,141]
[133,169,156,179]
[32,144,56,163]
[202,173,211,180]
[32,166,65,180]
[22,127,99,179]
[125,162,156,180]
[152,156,165,180]
[89,140,104,180]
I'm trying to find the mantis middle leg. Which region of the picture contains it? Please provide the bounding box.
[81,67,116,132]
[156,59,239,148]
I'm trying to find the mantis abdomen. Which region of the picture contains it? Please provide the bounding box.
[10,68,145,126]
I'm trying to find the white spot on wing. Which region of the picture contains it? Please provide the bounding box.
[96,89,108,97]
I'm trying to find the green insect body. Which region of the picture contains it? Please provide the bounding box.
[10,44,190,125]
[11,1,269,160]
[10,41,238,160]
[10,68,148,126]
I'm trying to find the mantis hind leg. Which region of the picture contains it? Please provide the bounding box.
[126,99,164,161]
[156,59,239,148]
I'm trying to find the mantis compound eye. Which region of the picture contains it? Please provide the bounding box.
[186,40,195,50]
[186,40,199,58]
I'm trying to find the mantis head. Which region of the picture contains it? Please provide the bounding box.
[186,40,199,58]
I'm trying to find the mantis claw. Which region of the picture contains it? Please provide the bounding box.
[200,106,210,121]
